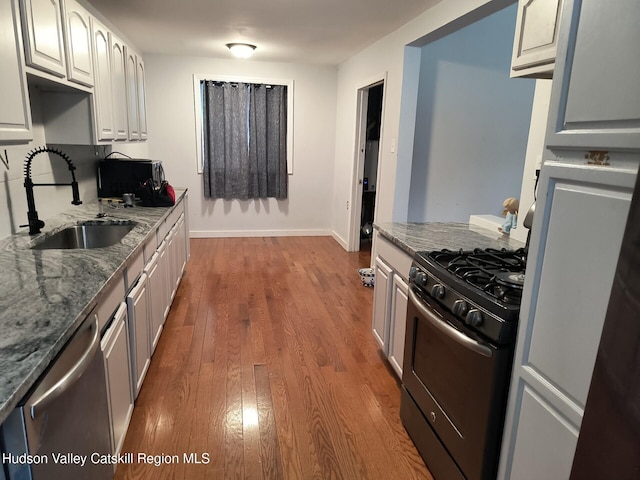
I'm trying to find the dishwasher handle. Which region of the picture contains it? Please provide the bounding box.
[29,316,100,419]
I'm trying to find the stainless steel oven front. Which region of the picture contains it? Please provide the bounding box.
[401,284,513,480]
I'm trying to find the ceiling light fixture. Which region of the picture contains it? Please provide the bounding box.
[226,43,257,59]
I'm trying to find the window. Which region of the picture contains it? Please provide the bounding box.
[193,75,294,200]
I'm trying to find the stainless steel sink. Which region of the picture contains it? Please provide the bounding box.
[31,222,136,250]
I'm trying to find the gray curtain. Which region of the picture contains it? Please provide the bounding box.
[202,81,287,200]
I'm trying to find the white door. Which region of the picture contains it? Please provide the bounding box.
[127,273,150,397]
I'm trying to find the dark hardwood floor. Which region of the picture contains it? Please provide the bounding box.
[114,237,432,480]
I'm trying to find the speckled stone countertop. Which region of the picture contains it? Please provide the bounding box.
[374,221,525,257]
[0,190,187,424]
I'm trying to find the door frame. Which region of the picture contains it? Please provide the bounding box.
[347,72,387,252]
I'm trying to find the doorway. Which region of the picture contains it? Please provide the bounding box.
[349,78,385,253]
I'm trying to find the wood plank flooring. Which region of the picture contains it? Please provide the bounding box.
[114,237,432,480]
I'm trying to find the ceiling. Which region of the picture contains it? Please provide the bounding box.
[86,0,442,65]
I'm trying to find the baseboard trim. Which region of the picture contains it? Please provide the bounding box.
[190,229,331,238]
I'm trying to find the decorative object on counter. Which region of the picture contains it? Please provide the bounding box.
[21,147,82,235]
[498,197,519,235]
[137,179,176,207]
[122,193,135,207]
[358,267,375,287]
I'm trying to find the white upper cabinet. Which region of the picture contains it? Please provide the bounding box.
[19,0,66,77]
[511,0,563,78]
[124,47,147,141]
[61,0,93,87]
[546,0,640,152]
[136,56,148,140]
[125,46,140,140]
[0,0,32,142]
[110,33,128,140]
[90,16,115,141]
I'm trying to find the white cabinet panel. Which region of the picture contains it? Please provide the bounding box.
[125,47,140,140]
[19,0,66,76]
[527,178,632,406]
[110,34,128,140]
[145,252,165,353]
[499,163,636,480]
[127,273,150,397]
[388,274,408,377]
[90,17,114,141]
[546,0,640,151]
[511,0,563,78]
[372,256,392,351]
[61,0,92,86]
[508,385,579,479]
[136,56,147,140]
[101,302,133,457]
[0,0,32,142]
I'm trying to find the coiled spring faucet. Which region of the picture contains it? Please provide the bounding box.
[23,147,82,235]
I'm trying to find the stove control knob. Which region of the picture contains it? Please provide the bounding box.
[453,299,469,317]
[466,309,484,327]
[409,266,418,280]
[431,284,445,299]
[415,271,428,287]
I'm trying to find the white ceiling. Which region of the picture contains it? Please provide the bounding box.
[86,0,442,65]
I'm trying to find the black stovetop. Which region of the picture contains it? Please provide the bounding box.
[412,248,528,344]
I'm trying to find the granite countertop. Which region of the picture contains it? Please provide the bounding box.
[0,190,186,424]
[374,221,525,257]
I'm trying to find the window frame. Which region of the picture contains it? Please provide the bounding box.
[193,74,294,175]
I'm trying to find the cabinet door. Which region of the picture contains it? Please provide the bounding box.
[125,47,140,140]
[146,252,165,353]
[61,0,92,86]
[110,34,128,140]
[127,273,150,397]
[0,0,32,142]
[19,0,66,76]
[498,162,635,479]
[388,274,408,378]
[90,17,114,140]
[136,56,147,140]
[101,302,134,456]
[157,240,171,320]
[546,0,640,151]
[511,0,562,78]
[372,256,392,351]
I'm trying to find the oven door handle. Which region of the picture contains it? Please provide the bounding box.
[409,289,493,358]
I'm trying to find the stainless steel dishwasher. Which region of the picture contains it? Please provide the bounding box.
[1,312,112,480]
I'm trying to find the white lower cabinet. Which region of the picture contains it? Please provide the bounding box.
[371,232,412,377]
[372,256,392,350]
[145,251,166,353]
[127,272,150,398]
[388,274,408,377]
[101,302,133,459]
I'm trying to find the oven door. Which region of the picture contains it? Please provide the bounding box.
[402,288,512,480]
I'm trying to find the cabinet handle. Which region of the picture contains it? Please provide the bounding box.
[408,289,492,358]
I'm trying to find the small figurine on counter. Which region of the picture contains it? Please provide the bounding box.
[499,197,519,235]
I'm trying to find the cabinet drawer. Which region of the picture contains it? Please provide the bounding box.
[143,232,158,264]
[375,234,413,282]
[125,248,144,290]
[96,274,125,333]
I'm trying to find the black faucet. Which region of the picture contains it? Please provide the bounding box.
[22,147,82,235]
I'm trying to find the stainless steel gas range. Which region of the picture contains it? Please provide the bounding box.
[401,248,527,480]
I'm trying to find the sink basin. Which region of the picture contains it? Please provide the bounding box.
[31,222,136,250]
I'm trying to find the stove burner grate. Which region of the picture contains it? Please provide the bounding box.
[428,248,527,306]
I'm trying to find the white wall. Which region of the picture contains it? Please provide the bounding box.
[408,4,535,223]
[331,0,516,247]
[141,54,337,237]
